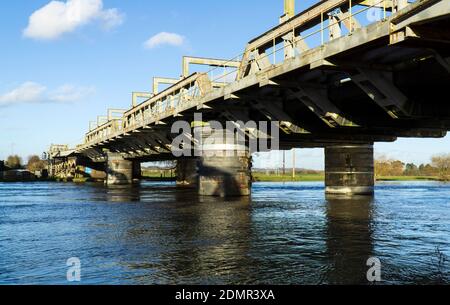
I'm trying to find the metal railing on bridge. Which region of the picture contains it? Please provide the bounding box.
[207,0,414,82]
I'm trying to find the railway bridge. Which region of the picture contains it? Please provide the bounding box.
[49,0,450,196]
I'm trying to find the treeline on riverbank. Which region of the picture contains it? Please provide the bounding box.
[141,164,176,181]
[375,153,450,181]
[253,153,450,182]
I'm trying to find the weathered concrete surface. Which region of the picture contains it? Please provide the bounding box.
[176,158,198,188]
[325,145,374,195]
[198,152,252,197]
[197,128,252,197]
[49,155,107,181]
[106,152,134,185]
[76,166,106,180]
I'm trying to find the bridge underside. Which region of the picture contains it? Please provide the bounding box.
[51,0,450,196]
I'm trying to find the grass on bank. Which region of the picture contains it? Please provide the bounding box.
[142,170,442,183]
[375,176,440,181]
[252,173,442,182]
[141,170,176,181]
[0,174,444,183]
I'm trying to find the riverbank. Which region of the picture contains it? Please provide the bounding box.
[253,173,324,182]
[1,173,444,183]
[376,176,442,181]
[142,170,174,180]
[252,173,444,182]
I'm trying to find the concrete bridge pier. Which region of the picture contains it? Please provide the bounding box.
[198,151,252,197]
[105,152,140,185]
[132,161,142,180]
[197,129,252,197]
[325,144,374,196]
[176,158,198,188]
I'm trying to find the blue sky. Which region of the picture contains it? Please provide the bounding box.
[0,0,449,169]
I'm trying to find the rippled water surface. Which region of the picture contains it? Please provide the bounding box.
[0,181,449,284]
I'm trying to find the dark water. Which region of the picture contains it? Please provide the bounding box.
[0,181,449,285]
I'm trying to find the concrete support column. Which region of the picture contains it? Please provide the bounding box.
[325,144,374,195]
[198,152,252,197]
[132,161,142,180]
[176,158,198,188]
[197,128,252,197]
[105,152,133,185]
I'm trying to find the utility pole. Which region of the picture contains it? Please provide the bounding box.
[283,150,286,176]
[292,148,296,179]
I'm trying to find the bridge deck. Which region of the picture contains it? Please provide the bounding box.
[59,0,450,162]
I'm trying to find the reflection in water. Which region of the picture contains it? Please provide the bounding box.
[0,181,449,284]
[325,195,374,284]
[104,184,142,202]
[151,195,253,284]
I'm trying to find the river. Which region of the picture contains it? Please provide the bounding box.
[0,181,449,284]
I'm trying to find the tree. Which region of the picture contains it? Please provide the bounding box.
[390,160,405,176]
[27,155,47,172]
[374,156,404,178]
[404,163,419,176]
[6,155,22,169]
[431,154,450,181]
[374,156,390,178]
[424,164,438,176]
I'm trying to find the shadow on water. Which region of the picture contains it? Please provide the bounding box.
[324,195,375,285]
[116,187,255,284]
[105,184,142,202]
[159,196,253,284]
[88,183,143,202]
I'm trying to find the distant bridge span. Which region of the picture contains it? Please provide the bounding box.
[50,0,450,197]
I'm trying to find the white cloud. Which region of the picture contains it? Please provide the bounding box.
[0,82,94,107]
[0,82,46,105]
[144,32,185,49]
[23,0,124,40]
[49,84,95,102]
[99,8,125,30]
